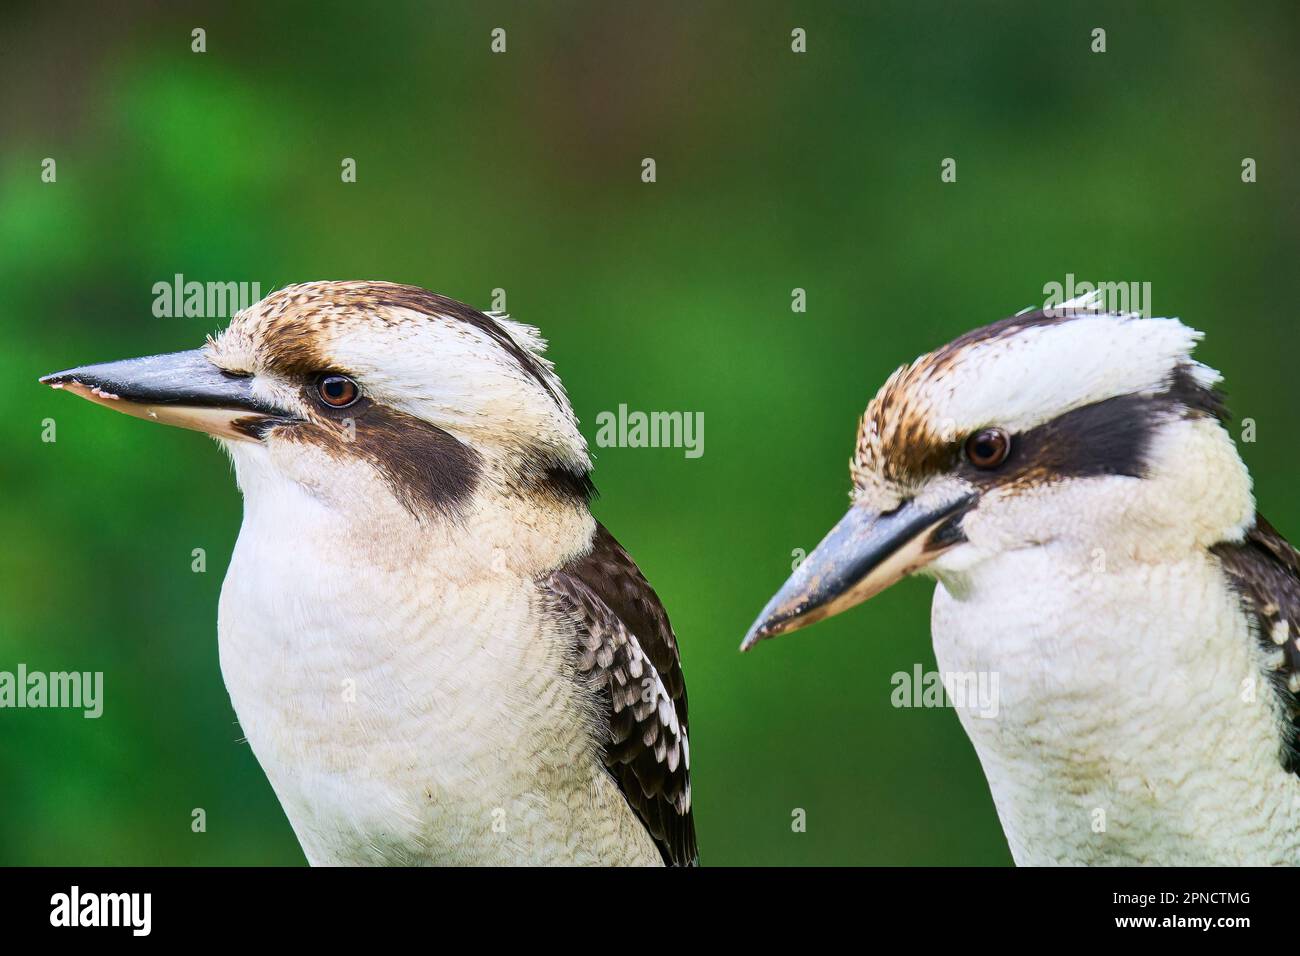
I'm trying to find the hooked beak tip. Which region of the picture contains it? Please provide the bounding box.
[739,602,804,652]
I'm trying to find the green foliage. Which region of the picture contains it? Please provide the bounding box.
[2,1,1295,865]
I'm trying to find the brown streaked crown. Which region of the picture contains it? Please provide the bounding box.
[850,324,1031,497]
[214,281,559,403]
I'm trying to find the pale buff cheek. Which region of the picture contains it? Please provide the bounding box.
[229,436,594,581]
[960,481,1136,560]
[263,438,396,514]
[1135,419,1254,551]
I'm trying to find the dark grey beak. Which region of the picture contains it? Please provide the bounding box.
[40,349,290,441]
[740,492,975,651]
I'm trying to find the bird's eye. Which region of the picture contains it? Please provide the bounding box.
[965,427,1011,469]
[315,374,359,408]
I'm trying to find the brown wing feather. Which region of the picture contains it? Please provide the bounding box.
[544,523,697,866]
[1212,515,1300,772]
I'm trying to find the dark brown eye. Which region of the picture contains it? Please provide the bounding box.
[965,427,1011,469]
[316,374,359,408]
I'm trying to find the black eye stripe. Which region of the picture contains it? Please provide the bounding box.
[955,383,1194,487]
[895,365,1223,489]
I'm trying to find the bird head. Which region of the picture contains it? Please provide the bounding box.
[741,296,1255,650]
[41,281,593,527]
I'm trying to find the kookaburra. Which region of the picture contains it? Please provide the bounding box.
[742,297,1300,865]
[42,280,696,866]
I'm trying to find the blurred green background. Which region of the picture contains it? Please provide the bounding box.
[1,0,1297,866]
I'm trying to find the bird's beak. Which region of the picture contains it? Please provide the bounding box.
[39,349,290,442]
[740,492,976,651]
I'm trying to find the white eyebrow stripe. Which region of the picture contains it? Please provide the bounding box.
[916,314,1213,437]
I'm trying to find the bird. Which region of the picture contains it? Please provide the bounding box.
[741,294,1300,865]
[41,280,696,866]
